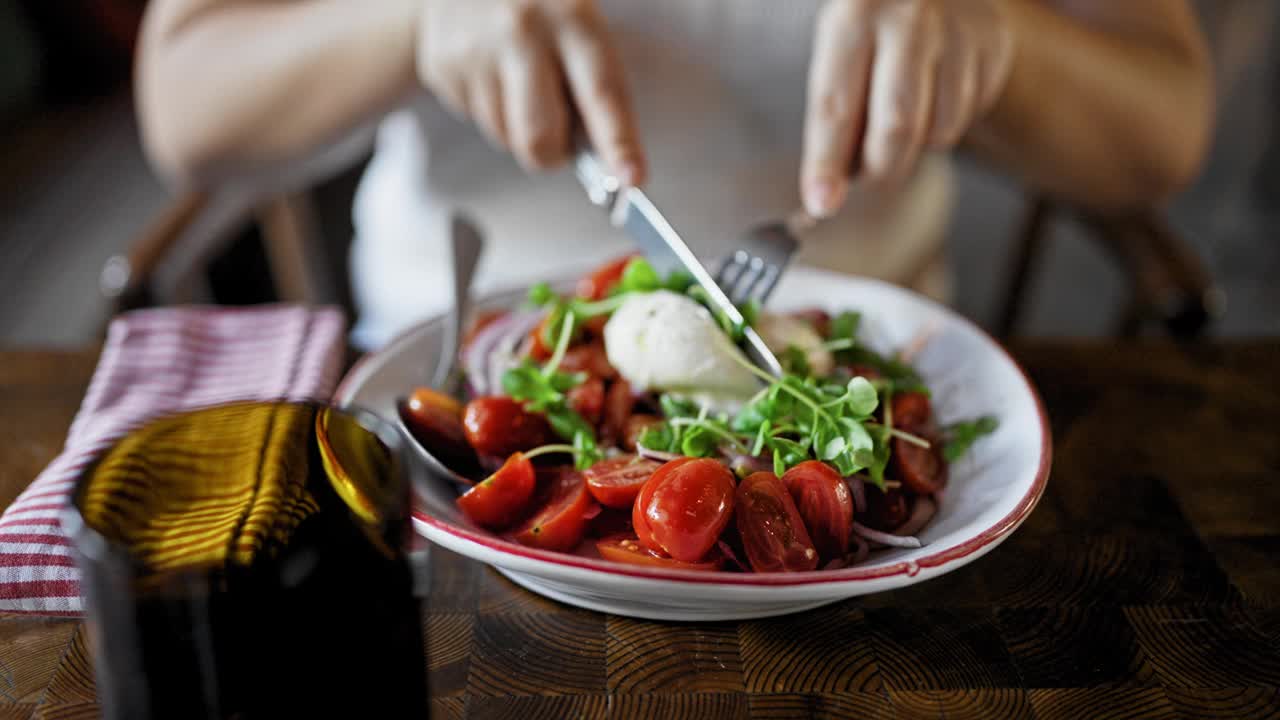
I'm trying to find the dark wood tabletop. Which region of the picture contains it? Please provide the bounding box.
[1,342,1278,719]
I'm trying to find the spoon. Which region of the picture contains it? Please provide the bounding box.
[396,213,485,487]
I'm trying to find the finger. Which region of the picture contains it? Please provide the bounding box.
[502,40,571,170]
[555,4,646,185]
[862,4,943,184]
[801,2,874,218]
[469,69,508,149]
[928,32,978,148]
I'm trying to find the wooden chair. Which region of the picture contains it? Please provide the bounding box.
[996,195,1224,339]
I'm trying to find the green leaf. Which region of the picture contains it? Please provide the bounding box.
[780,345,811,376]
[942,416,999,462]
[527,282,557,307]
[637,422,677,453]
[829,311,862,342]
[738,298,761,328]
[616,257,662,294]
[662,270,695,293]
[659,394,701,420]
[680,425,718,457]
[773,449,786,477]
[844,376,879,418]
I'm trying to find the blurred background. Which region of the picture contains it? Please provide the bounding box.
[0,0,1276,347]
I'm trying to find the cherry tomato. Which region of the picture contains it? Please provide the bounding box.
[632,458,735,563]
[567,377,605,427]
[512,469,596,552]
[891,436,948,495]
[621,414,662,452]
[456,452,536,529]
[583,455,661,509]
[860,485,910,532]
[576,253,638,300]
[891,392,933,431]
[600,378,635,445]
[399,387,474,467]
[782,460,853,562]
[596,537,723,571]
[735,472,819,573]
[462,397,554,457]
[560,341,617,380]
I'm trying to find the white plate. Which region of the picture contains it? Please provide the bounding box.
[335,266,1051,621]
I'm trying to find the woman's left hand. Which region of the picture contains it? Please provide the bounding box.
[801,0,1015,217]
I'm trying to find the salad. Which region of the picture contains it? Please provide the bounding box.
[399,255,997,572]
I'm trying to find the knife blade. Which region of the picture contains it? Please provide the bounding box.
[573,150,784,377]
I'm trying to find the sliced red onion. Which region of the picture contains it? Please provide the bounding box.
[722,449,772,476]
[636,444,682,462]
[898,320,941,364]
[852,521,922,548]
[892,496,937,538]
[460,310,540,397]
[716,539,747,572]
[485,310,544,394]
[844,474,867,514]
[849,533,870,565]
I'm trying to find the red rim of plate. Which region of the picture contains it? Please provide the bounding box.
[337,280,1052,587]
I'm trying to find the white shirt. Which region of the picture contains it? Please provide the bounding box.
[349,0,953,349]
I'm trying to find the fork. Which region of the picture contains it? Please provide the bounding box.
[712,210,809,308]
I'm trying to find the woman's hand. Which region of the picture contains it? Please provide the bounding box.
[802,0,1014,217]
[417,0,646,184]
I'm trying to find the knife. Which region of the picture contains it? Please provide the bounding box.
[573,149,784,377]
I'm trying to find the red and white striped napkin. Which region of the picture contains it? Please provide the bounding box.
[0,305,347,615]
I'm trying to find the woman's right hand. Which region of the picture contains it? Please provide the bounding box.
[417,0,646,185]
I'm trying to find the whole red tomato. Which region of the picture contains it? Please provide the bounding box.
[462,397,554,457]
[632,458,735,563]
[782,460,853,562]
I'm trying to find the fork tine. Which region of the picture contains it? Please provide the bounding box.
[716,250,749,294]
[752,264,782,304]
[730,256,767,306]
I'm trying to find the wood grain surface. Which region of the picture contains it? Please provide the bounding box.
[1,342,1278,719]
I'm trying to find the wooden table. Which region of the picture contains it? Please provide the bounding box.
[1,343,1278,719]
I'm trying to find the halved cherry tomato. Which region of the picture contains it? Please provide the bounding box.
[567,377,605,426]
[400,387,474,467]
[600,378,634,445]
[632,458,735,563]
[621,414,662,452]
[456,452,536,529]
[462,397,554,457]
[782,460,853,562]
[860,485,910,531]
[512,469,596,552]
[735,471,819,572]
[560,341,616,380]
[890,392,933,431]
[576,253,638,301]
[596,537,723,571]
[891,436,948,495]
[583,455,661,509]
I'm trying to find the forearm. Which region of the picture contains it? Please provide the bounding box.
[138,0,420,186]
[970,0,1214,209]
